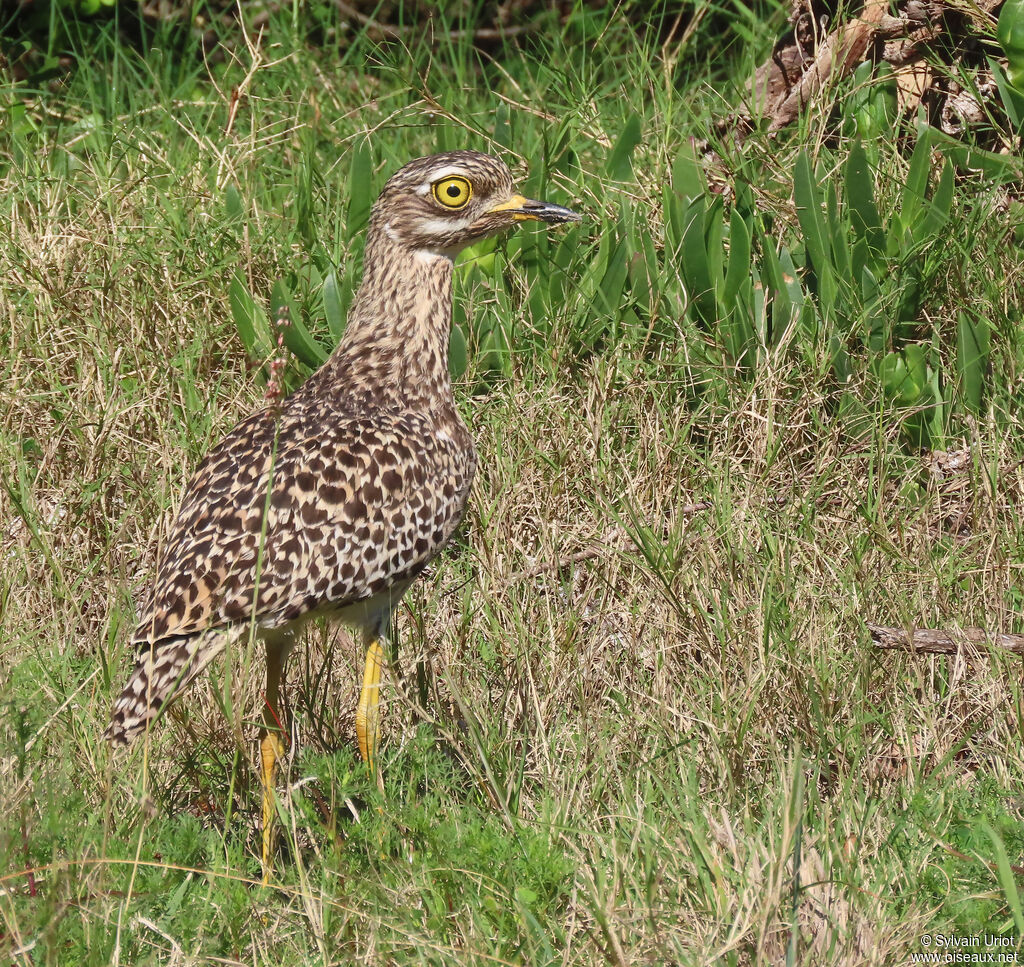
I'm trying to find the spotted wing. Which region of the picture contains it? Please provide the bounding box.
[134,405,475,647]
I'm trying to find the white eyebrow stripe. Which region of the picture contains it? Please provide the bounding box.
[418,216,474,235]
[421,165,473,188]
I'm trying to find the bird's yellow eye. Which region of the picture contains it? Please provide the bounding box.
[432,176,472,209]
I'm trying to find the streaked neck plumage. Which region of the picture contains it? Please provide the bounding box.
[304,217,456,411]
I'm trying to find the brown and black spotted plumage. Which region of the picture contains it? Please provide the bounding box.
[103,151,580,758]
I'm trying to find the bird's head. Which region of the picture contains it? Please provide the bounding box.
[371,150,581,258]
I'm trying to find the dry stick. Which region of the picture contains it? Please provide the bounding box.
[759,0,986,130]
[927,835,1024,877]
[868,623,1024,656]
[768,0,895,131]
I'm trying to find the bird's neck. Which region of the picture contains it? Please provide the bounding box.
[314,230,456,409]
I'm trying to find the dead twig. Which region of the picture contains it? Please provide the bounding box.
[767,0,895,131]
[868,622,1024,655]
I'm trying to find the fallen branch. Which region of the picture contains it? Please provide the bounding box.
[868,622,1024,655]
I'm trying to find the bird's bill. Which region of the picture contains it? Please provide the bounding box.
[488,194,582,223]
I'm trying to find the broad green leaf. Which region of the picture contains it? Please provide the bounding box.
[299,263,323,294]
[956,311,990,414]
[933,129,1024,178]
[826,181,851,279]
[322,270,346,339]
[663,186,686,254]
[479,324,512,376]
[448,323,468,380]
[346,139,373,239]
[845,141,882,256]
[762,241,805,344]
[846,63,897,140]
[229,272,271,359]
[899,132,932,236]
[284,317,327,370]
[723,277,755,364]
[704,198,725,294]
[793,152,828,270]
[882,345,927,405]
[991,57,1024,130]
[629,221,660,317]
[779,246,810,341]
[830,334,851,384]
[461,235,498,274]
[733,179,754,219]
[681,199,717,326]
[271,279,326,369]
[723,208,751,306]
[793,151,837,312]
[665,143,706,253]
[851,236,868,284]
[915,159,953,243]
[606,114,642,182]
[924,356,946,446]
[547,226,580,306]
[894,274,922,329]
[670,140,705,206]
[751,266,767,345]
[905,343,928,390]
[869,64,898,134]
[842,62,874,133]
[478,326,498,372]
[577,230,611,308]
[761,240,788,333]
[860,265,886,352]
[628,252,651,316]
[998,0,1024,92]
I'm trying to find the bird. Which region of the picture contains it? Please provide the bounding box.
[102,149,581,878]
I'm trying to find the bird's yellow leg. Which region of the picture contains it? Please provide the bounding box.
[260,730,284,883]
[355,638,384,787]
[260,635,289,884]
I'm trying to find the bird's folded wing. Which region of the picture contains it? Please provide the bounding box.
[132,407,472,646]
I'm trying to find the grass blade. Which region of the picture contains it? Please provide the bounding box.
[271,279,327,369]
[845,141,882,257]
[956,311,990,414]
[229,271,271,360]
[346,138,373,240]
[984,823,1024,937]
[322,270,346,340]
[606,112,642,182]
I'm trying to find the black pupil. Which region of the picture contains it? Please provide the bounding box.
[446,184,462,198]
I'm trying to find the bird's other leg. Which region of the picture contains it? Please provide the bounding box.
[260,629,293,884]
[355,627,385,790]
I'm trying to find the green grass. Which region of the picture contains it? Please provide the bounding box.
[3,1,1024,963]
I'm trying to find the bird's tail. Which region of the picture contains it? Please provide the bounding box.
[103,626,237,745]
